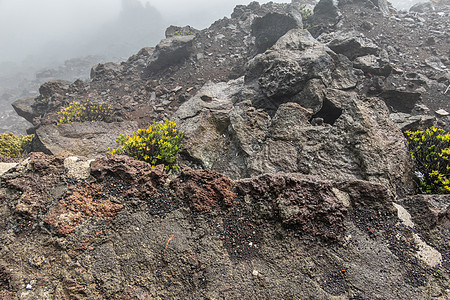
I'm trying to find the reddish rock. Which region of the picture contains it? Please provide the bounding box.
[171,168,236,212]
[44,183,123,235]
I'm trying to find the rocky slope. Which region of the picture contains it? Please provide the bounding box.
[1,0,450,298]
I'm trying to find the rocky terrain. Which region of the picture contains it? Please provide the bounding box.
[1,0,449,298]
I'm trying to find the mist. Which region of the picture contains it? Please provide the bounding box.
[0,0,290,67]
[0,0,422,68]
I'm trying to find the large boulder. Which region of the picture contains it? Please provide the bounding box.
[144,35,195,76]
[12,96,40,124]
[177,81,414,194]
[251,12,302,53]
[32,121,138,157]
[246,29,357,104]
[175,27,413,194]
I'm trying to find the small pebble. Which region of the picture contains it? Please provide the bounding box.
[26,284,32,290]
[252,270,259,276]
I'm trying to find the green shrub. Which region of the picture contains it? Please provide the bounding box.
[174,30,196,36]
[0,133,33,157]
[109,120,183,171]
[406,127,450,194]
[58,100,113,125]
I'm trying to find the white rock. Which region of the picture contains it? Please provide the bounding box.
[0,163,17,176]
[64,156,94,180]
[435,109,449,116]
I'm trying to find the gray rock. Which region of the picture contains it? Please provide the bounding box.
[32,121,138,158]
[380,90,421,113]
[176,80,240,169]
[246,29,356,100]
[90,62,123,81]
[230,100,272,157]
[313,0,341,24]
[12,96,40,124]
[410,2,435,13]
[318,31,380,60]
[251,12,302,53]
[144,35,195,75]
[390,113,435,131]
[353,54,392,76]
[176,80,414,194]
[436,109,449,116]
[38,80,71,99]
[399,194,449,233]
[291,79,326,114]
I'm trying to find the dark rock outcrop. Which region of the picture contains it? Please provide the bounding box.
[0,154,447,299]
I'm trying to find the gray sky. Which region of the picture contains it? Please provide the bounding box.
[0,0,286,64]
[0,0,416,65]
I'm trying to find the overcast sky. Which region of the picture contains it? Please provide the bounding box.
[0,0,287,65]
[0,0,418,66]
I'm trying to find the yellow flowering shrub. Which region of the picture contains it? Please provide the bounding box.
[0,133,33,157]
[109,120,183,171]
[406,127,450,194]
[58,100,113,124]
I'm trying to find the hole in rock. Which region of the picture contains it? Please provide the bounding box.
[312,98,342,125]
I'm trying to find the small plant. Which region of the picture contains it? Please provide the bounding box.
[0,133,33,158]
[174,30,196,37]
[109,120,183,171]
[58,100,113,125]
[298,4,312,20]
[406,127,450,194]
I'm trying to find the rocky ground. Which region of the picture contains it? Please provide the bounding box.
[1,0,450,298]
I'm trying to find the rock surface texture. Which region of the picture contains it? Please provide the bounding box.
[2,0,450,299]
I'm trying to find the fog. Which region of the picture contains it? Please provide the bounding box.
[0,0,422,69]
[0,0,289,67]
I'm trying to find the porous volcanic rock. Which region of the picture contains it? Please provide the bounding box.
[0,154,448,299]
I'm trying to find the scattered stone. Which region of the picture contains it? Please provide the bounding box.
[436,109,449,116]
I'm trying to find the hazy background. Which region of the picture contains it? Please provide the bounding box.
[0,0,289,67]
[0,0,424,134]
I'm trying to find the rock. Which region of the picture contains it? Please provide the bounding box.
[176,80,238,170]
[165,25,199,38]
[251,12,302,53]
[246,28,356,101]
[38,80,71,99]
[312,0,341,25]
[229,100,271,157]
[90,62,123,81]
[144,35,195,75]
[436,109,449,116]
[389,113,435,132]
[318,31,380,60]
[64,156,94,180]
[32,121,138,157]
[399,194,449,233]
[291,79,326,114]
[0,163,17,176]
[171,168,236,212]
[410,2,435,13]
[425,56,447,71]
[237,173,347,240]
[0,151,447,300]
[11,96,40,124]
[380,90,421,113]
[353,54,392,76]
